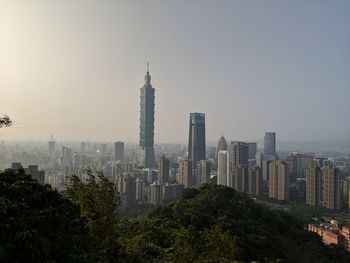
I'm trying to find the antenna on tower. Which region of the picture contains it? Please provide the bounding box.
[147,62,149,72]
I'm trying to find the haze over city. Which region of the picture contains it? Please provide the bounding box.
[1,0,349,143]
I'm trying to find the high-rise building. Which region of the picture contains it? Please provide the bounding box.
[188,113,206,170]
[48,140,55,157]
[268,161,289,201]
[117,174,136,208]
[247,142,257,160]
[215,135,227,168]
[25,164,45,184]
[139,64,156,168]
[306,161,322,207]
[264,132,276,156]
[80,142,86,155]
[322,164,340,211]
[114,141,124,161]
[148,181,162,205]
[217,150,229,186]
[230,141,249,168]
[158,155,170,184]
[162,183,184,203]
[195,160,211,187]
[248,167,263,196]
[178,159,192,188]
[232,166,249,192]
[135,177,145,202]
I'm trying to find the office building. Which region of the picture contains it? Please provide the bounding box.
[135,177,145,202]
[114,141,124,161]
[178,159,192,188]
[248,167,263,196]
[117,174,136,208]
[217,150,229,186]
[195,160,211,187]
[215,135,227,168]
[149,181,162,205]
[162,183,184,203]
[247,142,257,160]
[48,139,55,157]
[264,132,276,156]
[230,141,249,168]
[188,112,206,170]
[139,64,156,167]
[80,142,86,155]
[158,155,170,184]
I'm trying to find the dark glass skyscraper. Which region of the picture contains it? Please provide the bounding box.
[139,64,155,167]
[264,132,276,155]
[188,113,206,168]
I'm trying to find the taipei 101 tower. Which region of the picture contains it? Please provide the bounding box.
[139,63,156,167]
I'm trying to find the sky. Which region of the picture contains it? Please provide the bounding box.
[0,0,349,143]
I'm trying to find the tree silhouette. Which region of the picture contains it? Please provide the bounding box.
[0,115,12,128]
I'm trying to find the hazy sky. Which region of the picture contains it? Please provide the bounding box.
[1,0,349,143]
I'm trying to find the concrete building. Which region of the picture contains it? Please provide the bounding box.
[217,150,229,186]
[230,141,249,168]
[139,64,156,167]
[114,141,124,161]
[195,160,211,187]
[248,167,263,196]
[188,112,206,171]
[148,181,162,205]
[158,155,170,184]
[178,159,192,188]
[268,161,289,201]
[308,220,350,252]
[135,177,145,202]
[306,160,322,207]
[117,174,136,208]
[162,183,184,203]
[322,164,340,211]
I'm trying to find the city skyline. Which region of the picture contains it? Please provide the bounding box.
[1,1,350,143]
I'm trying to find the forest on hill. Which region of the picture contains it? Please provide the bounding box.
[1,169,349,262]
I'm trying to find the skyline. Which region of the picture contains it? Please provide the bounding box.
[1,1,350,143]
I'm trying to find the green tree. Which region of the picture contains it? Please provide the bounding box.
[0,168,89,262]
[66,171,120,262]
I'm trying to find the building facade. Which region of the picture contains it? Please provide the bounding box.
[188,113,206,170]
[139,65,156,167]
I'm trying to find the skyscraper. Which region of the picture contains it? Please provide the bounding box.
[158,155,170,184]
[230,141,249,168]
[188,113,206,169]
[195,160,211,187]
[215,135,227,168]
[264,132,276,156]
[268,161,289,201]
[178,159,192,188]
[306,160,322,207]
[114,141,124,161]
[139,64,156,168]
[322,164,340,211]
[217,150,229,186]
[247,142,257,160]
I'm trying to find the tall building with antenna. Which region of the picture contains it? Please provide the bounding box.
[139,63,156,167]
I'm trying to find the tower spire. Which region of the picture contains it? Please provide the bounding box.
[145,62,151,85]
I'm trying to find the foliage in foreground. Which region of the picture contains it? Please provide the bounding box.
[1,169,350,263]
[0,169,88,262]
[119,185,350,262]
